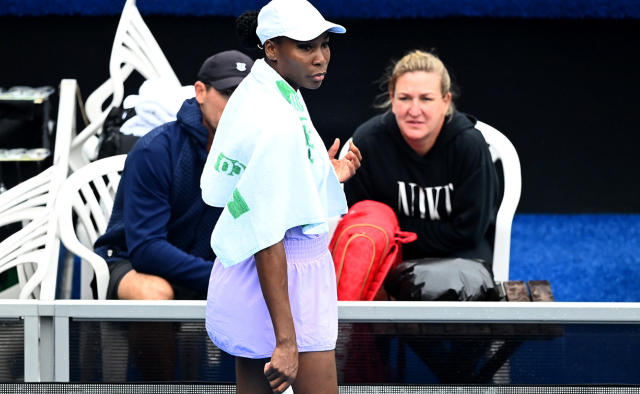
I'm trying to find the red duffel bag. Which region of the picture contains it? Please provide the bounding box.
[329,200,417,300]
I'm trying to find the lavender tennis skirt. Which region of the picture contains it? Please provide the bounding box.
[205,229,338,359]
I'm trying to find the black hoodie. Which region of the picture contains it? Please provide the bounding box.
[344,110,499,268]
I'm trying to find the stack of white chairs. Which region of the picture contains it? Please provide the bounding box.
[0,79,77,300]
[57,0,181,299]
[69,0,180,171]
[1,0,180,301]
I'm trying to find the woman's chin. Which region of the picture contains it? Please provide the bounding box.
[302,80,324,90]
[399,126,429,141]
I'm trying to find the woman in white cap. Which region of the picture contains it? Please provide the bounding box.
[200,0,361,393]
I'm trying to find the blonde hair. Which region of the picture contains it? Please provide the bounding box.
[376,50,455,116]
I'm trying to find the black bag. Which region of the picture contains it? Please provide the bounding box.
[384,258,500,301]
[97,106,139,159]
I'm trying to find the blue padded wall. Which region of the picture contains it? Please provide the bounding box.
[1,0,640,18]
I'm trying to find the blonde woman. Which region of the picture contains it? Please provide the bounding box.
[344,50,499,272]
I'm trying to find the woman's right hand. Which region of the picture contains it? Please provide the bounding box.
[264,342,298,393]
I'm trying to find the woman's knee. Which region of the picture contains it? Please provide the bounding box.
[117,270,175,300]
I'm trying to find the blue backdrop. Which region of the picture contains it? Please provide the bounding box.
[1,0,640,18]
[511,214,640,302]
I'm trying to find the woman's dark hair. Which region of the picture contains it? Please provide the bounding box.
[236,11,260,49]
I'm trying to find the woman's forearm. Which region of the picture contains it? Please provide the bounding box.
[255,241,298,391]
[255,241,296,347]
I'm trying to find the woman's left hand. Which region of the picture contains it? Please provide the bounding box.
[328,138,362,183]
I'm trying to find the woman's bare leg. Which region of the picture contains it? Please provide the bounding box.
[236,350,337,394]
[235,356,272,394]
[292,350,338,394]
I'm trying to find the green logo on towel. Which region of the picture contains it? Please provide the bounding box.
[275,80,314,163]
[301,120,314,164]
[215,152,246,176]
[276,80,304,111]
[227,188,250,219]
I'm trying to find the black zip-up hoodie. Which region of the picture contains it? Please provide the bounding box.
[344,110,499,268]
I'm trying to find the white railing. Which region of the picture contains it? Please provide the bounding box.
[3,300,640,382]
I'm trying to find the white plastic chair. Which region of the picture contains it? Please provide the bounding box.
[474,120,522,282]
[55,155,126,300]
[69,0,180,171]
[54,156,127,381]
[0,215,49,299]
[0,208,48,297]
[0,167,53,219]
[337,119,522,283]
[338,138,353,160]
[0,79,77,300]
[325,140,357,238]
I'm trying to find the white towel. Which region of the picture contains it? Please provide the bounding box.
[121,78,194,137]
[200,59,347,267]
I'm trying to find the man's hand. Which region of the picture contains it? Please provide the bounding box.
[327,138,362,183]
[264,342,298,393]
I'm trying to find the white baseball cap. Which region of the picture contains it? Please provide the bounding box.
[256,0,346,45]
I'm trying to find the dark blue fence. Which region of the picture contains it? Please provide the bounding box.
[2,0,640,18]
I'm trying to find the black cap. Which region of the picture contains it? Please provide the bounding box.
[196,50,254,91]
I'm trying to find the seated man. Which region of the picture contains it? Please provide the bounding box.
[343,50,499,271]
[94,50,254,300]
